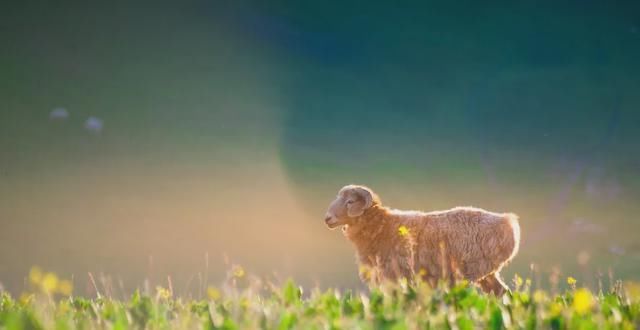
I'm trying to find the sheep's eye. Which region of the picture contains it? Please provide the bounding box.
[346,200,354,204]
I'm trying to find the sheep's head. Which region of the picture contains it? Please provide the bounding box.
[324,185,380,229]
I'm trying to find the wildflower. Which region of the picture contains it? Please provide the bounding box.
[624,281,640,299]
[19,293,34,306]
[533,290,547,303]
[398,225,410,237]
[41,272,59,294]
[549,302,563,316]
[56,301,71,318]
[156,286,172,300]
[29,267,43,285]
[567,277,577,286]
[57,280,73,296]
[207,286,221,300]
[514,274,523,287]
[232,265,245,278]
[572,288,594,315]
[359,265,372,280]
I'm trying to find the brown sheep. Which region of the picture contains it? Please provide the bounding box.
[324,184,520,295]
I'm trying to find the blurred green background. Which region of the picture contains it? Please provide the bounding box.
[1,0,639,295]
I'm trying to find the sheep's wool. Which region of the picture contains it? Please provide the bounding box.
[328,185,520,296]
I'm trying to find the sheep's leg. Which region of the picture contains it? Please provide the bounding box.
[478,273,509,296]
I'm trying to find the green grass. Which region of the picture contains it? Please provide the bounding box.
[1,269,640,330]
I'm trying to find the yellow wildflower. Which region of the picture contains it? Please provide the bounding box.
[240,297,250,309]
[56,301,71,317]
[19,293,34,306]
[359,265,372,280]
[572,288,594,315]
[624,281,640,299]
[398,225,410,237]
[567,277,577,286]
[232,265,245,278]
[533,290,547,303]
[207,286,221,300]
[29,266,43,285]
[57,280,73,296]
[514,274,523,287]
[549,302,563,316]
[156,286,172,300]
[41,272,59,294]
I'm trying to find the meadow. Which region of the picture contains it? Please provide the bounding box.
[1,267,639,329]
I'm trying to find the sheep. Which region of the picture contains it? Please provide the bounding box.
[323,184,520,295]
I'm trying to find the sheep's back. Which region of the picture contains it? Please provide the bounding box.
[417,207,520,281]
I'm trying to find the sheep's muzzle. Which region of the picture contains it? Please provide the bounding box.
[324,215,341,229]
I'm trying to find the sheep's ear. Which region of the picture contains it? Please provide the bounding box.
[347,187,374,217]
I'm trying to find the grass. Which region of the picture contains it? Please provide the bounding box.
[1,268,639,329]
